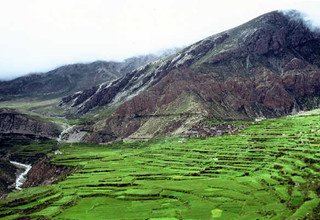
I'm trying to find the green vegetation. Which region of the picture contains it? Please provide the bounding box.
[0,98,68,127]
[0,98,64,116]
[68,105,118,126]
[1,112,319,219]
[0,140,58,163]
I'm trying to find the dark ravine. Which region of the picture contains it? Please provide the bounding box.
[0,159,17,197]
[61,10,320,143]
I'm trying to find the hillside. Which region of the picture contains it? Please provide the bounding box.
[0,55,161,101]
[62,10,320,143]
[0,108,62,146]
[0,109,319,219]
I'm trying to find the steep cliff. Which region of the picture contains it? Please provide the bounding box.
[0,109,62,144]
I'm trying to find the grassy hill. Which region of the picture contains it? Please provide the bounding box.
[0,110,319,219]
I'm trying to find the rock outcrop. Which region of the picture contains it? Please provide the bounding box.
[62,10,320,143]
[0,109,62,144]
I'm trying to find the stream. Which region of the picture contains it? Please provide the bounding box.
[9,161,32,190]
[57,125,87,143]
[57,125,74,142]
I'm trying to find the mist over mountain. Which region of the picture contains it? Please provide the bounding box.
[1,0,320,79]
[0,52,178,101]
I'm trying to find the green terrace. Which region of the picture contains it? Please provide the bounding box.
[0,112,319,219]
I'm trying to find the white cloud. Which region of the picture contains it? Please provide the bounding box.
[0,0,319,79]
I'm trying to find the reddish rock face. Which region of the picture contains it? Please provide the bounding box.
[262,83,294,110]
[23,157,74,188]
[63,11,320,142]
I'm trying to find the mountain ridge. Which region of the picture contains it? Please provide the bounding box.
[63,10,320,113]
[0,54,166,101]
[59,10,320,143]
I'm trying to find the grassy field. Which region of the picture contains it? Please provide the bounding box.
[0,98,69,128]
[0,112,319,219]
[0,98,64,116]
[0,98,117,127]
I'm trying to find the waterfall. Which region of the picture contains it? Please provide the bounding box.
[57,125,74,142]
[10,161,32,190]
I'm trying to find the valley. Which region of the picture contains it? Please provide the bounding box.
[0,10,319,220]
[0,111,319,219]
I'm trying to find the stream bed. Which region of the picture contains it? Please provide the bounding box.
[9,161,32,190]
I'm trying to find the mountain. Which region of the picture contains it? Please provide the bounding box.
[61,11,320,142]
[0,55,162,101]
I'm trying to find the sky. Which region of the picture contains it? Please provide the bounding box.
[0,0,320,80]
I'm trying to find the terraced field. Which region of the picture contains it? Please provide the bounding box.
[0,112,319,219]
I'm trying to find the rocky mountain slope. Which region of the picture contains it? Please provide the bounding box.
[0,108,62,145]
[0,55,161,101]
[62,10,320,142]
